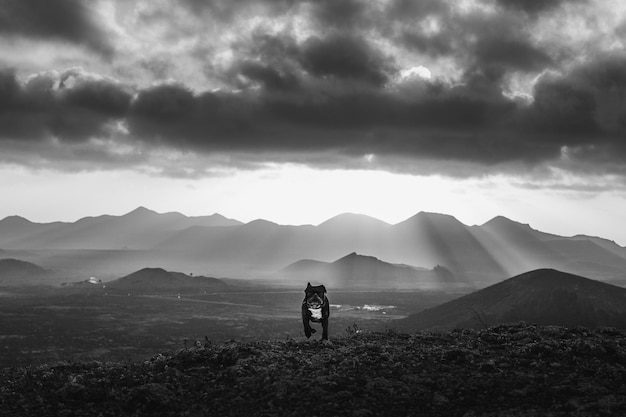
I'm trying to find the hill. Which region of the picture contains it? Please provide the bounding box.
[279,252,459,289]
[397,269,626,331]
[105,267,228,293]
[1,324,625,416]
[0,258,52,285]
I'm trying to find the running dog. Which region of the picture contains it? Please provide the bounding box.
[301,282,330,340]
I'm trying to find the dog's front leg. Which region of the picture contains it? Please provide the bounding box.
[321,317,329,340]
[302,303,314,338]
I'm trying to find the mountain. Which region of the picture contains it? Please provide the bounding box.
[105,267,227,293]
[0,207,242,250]
[0,216,65,245]
[0,258,52,285]
[2,209,626,286]
[397,269,626,331]
[278,252,459,289]
[390,212,508,281]
[317,213,391,232]
[471,216,626,282]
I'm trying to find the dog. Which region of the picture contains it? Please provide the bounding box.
[301,282,330,340]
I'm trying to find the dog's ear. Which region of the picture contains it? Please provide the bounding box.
[305,282,311,292]
[320,285,327,293]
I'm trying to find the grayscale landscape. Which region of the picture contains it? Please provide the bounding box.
[2,207,626,370]
[3,208,626,416]
[2,0,626,415]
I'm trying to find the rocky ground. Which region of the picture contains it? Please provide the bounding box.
[1,323,626,416]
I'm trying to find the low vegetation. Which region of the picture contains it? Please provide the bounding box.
[2,323,626,416]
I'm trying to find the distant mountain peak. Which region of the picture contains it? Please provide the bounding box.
[482,215,530,228]
[394,211,465,229]
[318,213,390,228]
[208,213,227,220]
[244,219,279,227]
[403,211,462,223]
[334,252,379,263]
[0,215,33,224]
[125,206,159,216]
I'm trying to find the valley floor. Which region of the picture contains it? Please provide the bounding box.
[0,288,458,368]
[1,323,626,416]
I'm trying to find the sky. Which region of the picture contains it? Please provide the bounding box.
[1,0,626,244]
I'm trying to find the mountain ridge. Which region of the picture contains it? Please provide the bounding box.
[2,208,626,286]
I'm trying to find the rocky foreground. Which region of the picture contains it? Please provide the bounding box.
[1,323,626,416]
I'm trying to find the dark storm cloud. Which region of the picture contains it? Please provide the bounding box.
[474,38,553,73]
[0,68,132,142]
[401,32,455,58]
[180,0,296,22]
[237,61,300,91]
[1,0,625,177]
[299,34,394,86]
[0,0,113,57]
[307,0,369,29]
[127,84,260,149]
[124,75,530,164]
[121,48,626,170]
[226,31,394,91]
[524,54,626,157]
[495,0,586,15]
[394,0,555,89]
[524,77,599,137]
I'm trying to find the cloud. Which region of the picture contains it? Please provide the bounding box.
[495,0,586,15]
[3,49,626,177]
[236,61,300,91]
[299,34,394,87]
[0,0,625,181]
[0,67,132,142]
[308,0,368,29]
[474,38,553,73]
[524,54,626,137]
[0,0,114,57]
[122,45,626,175]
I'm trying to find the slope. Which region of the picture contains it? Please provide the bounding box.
[397,268,626,330]
[0,258,52,286]
[2,325,626,416]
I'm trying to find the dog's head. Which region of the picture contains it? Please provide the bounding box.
[304,282,327,308]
